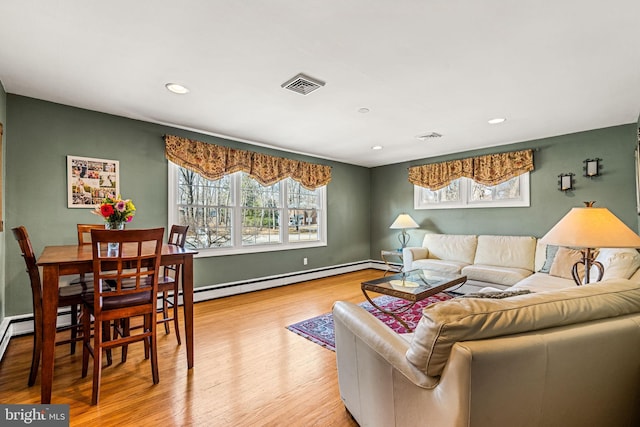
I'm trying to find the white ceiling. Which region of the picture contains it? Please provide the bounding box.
[1,1,639,167]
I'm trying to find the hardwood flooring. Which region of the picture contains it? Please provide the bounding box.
[0,269,384,426]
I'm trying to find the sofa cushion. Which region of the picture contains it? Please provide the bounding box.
[510,272,576,292]
[538,244,559,273]
[412,259,469,275]
[548,247,584,280]
[462,264,533,286]
[593,248,640,281]
[473,235,536,271]
[406,279,640,377]
[534,240,548,272]
[423,234,477,264]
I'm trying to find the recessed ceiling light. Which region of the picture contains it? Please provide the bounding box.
[358,107,370,113]
[371,145,383,150]
[488,117,506,124]
[165,83,189,94]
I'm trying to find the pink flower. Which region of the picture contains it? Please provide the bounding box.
[115,200,126,212]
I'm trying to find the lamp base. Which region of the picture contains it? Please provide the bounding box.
[571,248,604,286]
[397,231,410,248]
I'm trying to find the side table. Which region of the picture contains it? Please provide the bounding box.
[381,249,403,276]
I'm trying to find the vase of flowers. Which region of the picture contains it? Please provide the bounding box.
[92,194,136,249]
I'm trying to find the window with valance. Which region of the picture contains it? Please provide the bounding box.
[408,149,534,190]
[164,135,329,255]
[164,135,331,190]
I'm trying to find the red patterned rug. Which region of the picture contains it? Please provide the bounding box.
[286,293,451,351]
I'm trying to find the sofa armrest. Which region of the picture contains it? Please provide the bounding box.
[333,301,437,388]
[402,247,428,272]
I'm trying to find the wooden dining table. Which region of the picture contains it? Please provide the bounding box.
[36,242,198,404]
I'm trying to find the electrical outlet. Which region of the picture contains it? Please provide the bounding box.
[303,257,308,265]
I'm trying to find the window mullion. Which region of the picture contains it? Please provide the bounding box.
[281,180,288,242]
[232,172,242,248]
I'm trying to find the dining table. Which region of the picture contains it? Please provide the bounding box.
[36,242,198,404]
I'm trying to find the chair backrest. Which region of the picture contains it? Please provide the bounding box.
[77,224,107,245]
[168,225,189,248]
[164,225,189,278]
[12,226,43,324]
[90,228,165,315]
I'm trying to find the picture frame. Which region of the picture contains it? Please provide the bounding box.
[67,155,119,208]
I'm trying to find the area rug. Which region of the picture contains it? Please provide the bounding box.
[286,293,451,351]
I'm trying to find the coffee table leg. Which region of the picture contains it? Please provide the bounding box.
[361,289,415,331]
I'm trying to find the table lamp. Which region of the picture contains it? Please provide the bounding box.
[390,213,419,249]
[540,201,640,286]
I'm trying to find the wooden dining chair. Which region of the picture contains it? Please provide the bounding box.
[157,225,189,344]
[81,227,164,405]
[70,224,106,285]
[12,226,86,386]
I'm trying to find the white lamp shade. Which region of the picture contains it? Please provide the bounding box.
[390,214,419,229]
[540,207,640,248]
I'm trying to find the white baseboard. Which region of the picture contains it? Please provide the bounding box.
[0,260,387,361]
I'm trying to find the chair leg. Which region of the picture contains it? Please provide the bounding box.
[91,318,103,405]
[81,311,92,378]
[143,316,150,359]
[172,289,181,345]
[28,325,41,387]
[162,291,170,335]
[121,319,130,363]
[102,322,112,366]
[70,304,78,355]
[149,314,159,385]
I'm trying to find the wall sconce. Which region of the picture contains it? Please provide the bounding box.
[558,173,574,191]
[583,158,602,178]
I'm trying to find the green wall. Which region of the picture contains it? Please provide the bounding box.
[3,92,638,319]
[0,81,6,321]
[4,95,371,316]
[370,124,639,257]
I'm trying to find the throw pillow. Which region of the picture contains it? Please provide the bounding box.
[549,247,584,280]
[460,289,532,299]
[539,245,559,273]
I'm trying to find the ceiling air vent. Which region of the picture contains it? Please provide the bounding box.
[416,132,443,141]
[281,73,325,95]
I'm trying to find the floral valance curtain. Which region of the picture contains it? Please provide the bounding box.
[164,135,332,190]
[408,149,534,190]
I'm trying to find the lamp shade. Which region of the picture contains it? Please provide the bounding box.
[390,214,419,229]
[540,206,640,248]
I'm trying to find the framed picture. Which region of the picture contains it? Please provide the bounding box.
[67,155,119,208]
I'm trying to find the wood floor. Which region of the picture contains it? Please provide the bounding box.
[0,269,384,426]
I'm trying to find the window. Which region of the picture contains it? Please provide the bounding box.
[168,162,326,255]
[414,173,530,209]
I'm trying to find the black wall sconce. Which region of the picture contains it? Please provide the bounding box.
[583,158,602,178]
[558,173,575,191]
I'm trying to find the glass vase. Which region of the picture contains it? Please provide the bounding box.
[105,221,125,251]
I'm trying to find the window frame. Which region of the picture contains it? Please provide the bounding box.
[414,173,530,210]
[168,162,327,257]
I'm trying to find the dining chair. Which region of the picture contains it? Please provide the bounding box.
[81,227,164,405]
[12,226,86,386]
[157,224,189,344]
[70,224,106,285]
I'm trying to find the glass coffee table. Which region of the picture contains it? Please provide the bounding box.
[361,269,467,330]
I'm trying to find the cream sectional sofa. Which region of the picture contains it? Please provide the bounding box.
[332,234,640,427]
[402,234,640,292]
